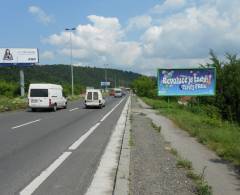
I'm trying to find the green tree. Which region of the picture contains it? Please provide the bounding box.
[132,76,156,98]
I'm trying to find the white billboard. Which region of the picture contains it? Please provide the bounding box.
[0,48,39,64]
[101,81,111,86]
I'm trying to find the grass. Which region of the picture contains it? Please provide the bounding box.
[175,156,212,195]
[0,96,27,112]
[177,158,192,169]
[170,148,178,156]
[67,94,84,101]
[0,94,83,112]
[186,170,212,195]
[151,121,161,132]
[129,129,134,146]
[142,97,240,166]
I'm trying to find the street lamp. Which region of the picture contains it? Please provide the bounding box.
[65,27,76,96]
[104,64,108,91]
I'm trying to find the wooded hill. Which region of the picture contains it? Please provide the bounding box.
[0,65,140,96]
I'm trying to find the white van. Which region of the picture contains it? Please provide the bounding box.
[28,84,67,112]
[114,88,122,98]
[84,89,105,108]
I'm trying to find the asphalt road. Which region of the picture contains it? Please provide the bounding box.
[0,96,127,195]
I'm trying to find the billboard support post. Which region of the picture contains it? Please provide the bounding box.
[20,69,25,97]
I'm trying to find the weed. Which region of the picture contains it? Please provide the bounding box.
[151,121,161,133]
[129,129,134,146]
[177,158,192,169]
[170,148,178,156]
[186,168,212,195]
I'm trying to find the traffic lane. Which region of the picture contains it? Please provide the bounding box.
[0,98,85,131]
[0,97,126,194]
[0,96,113,130]
[33,99,126,195]
[0,96,119,159]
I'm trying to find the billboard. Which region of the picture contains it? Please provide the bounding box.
[0,48,39,64]
[157,68,216,96]
[101,81,111,86]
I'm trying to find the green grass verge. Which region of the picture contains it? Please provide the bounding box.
[142,97,240,166]
[0,95,83,112]
[0,96,27,112]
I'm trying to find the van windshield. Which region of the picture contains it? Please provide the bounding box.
[30,89,48,97]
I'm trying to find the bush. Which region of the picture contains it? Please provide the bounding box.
[0,80,19,97]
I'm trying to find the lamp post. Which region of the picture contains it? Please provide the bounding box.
[65,27,76,96]
[104,64,108,91]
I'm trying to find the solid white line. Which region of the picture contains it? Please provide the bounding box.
[69,108,79,112]
[68,122,100,150]
[19,151,72,195]
[19,97,126,195]
[11,119,41,130]
[100,98,125,122]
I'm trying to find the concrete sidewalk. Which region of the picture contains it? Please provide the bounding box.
[137,97,240,195]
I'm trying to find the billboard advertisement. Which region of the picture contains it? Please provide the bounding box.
[101,81,111,87]
[157,68,216,96]
[0,48,39,64]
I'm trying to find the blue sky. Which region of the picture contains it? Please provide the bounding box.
[1,0,240,75]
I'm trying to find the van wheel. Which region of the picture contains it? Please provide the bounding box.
[52,104,57,112]
[31,108,36,112]
[63,102,67,109]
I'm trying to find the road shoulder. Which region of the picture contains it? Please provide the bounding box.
[137,97,240,195]
[129,96,195,195]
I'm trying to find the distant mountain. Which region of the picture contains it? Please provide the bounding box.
[0,65,141,89]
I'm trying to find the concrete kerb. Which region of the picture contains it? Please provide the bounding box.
[113,97,131,195]
[85,97,131,195]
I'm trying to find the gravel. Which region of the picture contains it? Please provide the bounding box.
[129,97,196,195]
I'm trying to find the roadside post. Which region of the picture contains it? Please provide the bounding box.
[20,69,25,96]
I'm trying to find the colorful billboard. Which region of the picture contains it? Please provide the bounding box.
[157,68,216,96]
[0,48,39,64]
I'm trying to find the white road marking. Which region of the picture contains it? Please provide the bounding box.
[69,108,79,112]
[19,97,127,195]
[19,151,72,195]
[100,98,125,122]
[11,119,41,130]
[68,122,100,150]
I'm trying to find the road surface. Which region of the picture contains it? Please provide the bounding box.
[0,96,127,195]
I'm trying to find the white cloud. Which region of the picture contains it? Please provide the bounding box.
[29,5,54,25]
[152,0,186,14]
[41,51,55,60]
[142,1,240,60]
[43,0,240,75]
[126,15,152,31]
[45,15,142,67]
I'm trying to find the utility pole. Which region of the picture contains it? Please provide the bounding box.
[20,69,25,97]
[104,64,108,91]
[65,27,76,96]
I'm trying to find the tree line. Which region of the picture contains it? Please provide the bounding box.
[0,65,140,97]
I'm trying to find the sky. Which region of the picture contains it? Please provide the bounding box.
[0,0,239,75]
